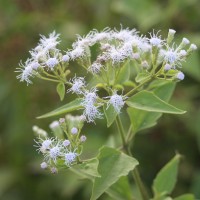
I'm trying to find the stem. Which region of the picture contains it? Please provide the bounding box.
[115,115,150,200]
[132,168,149,200]
[38,76,60,83]
[115,115,126,148]
[125,77,152,97]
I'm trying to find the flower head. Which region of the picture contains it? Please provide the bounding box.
[64,151,78,166]
[39,31,60,51]
[83,104,102,123]
[149,30,164,47]
[176,71,185,80]
[107,92,126,113]
[68,77,85,94]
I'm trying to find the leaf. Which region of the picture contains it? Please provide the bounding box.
[70,158,100,181]
[37,98,83,119]
[174,194,195,200]
[56,82,65,101]
[103,104,118,127]
[153,154,181,197]
[126,90,185,114]
[127,107,160,132]
[91,146,138,200]
[127,81,176,132]
[135,71,151,83]
[116,62,130,84]
[182,52,200,82]
[106,176,133,200]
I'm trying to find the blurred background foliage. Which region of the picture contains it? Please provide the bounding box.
[0,0,200,199]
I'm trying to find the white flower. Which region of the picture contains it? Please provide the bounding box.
[49,121,60,129]
[39,31,60,51]
[107,93,125,113]
[64,151,77,166]
[88,62,102,74]
[189,44,197,51]
[16,59,35,85]
[108,46,126,64]
[71,127,78,135]
[29,45,47,62]
[149,30,164,47]
[182,38,190,45]
[83,104,102,122]
[176,72,185,80]
[62,54,70,62]
[46,57,59,68]
[49,146,61,162]
[92,28,112,43]
[40,162,48,169]
[80,135,87,142]
[113,28,137,42]
[179,50,187,57]
[68,77,85,94]
[164,64,171,71]
[50,167,58,174]
[34,138,53,153]
[83,89,98,104]
[69,46,85,60]
[63,140,70,147]
[164,46,185,67]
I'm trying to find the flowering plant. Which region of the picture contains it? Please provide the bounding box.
[17,27,197,200]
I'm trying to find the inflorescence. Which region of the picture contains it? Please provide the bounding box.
[16,28,197,123]
[33,115,86,173]
[18,27,197,172]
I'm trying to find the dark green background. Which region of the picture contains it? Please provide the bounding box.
[0,0,200,199]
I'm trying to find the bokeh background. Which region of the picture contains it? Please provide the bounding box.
[0,0,200,199]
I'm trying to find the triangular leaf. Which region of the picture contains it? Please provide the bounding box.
[56,82,65,101]
[103,104,118,127]
[135,71,151,83]
[37,98,83,119]
[106,176,133,200]
[126,90,185,114]
[91,146,138,200]
[174,194,195,200]
[153,154,181,197]
[116,62,130,84]
[127,81,176,132]
[70,158,100,181]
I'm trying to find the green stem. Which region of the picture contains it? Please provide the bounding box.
[132,167,149,200]
[38,76,60,83]
[115,115,126,148]
[115,115,150,200]
[125,77,152,97]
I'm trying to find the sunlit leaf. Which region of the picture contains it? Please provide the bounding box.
[126,90,185,114]
[91,146,138,200]
[37,98,83,119]
[153,154,181,197]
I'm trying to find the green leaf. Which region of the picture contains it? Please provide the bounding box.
[182,51,200,81]
[70,158,100,181]
[106,176,133,200]
[116,62,130,84]
[174,194,195,200]
[153,154,181,197]
[91,146,138,200]
[127,81,176,132]
[37,98,83,119]
[56,82,65,101]
[127,107,160,132]
[135,71,151,83]
[126,90,185,114]
[103,104,118,127]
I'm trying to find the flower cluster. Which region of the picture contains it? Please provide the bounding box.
[17,28,197,123]
[34,115,86,173]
